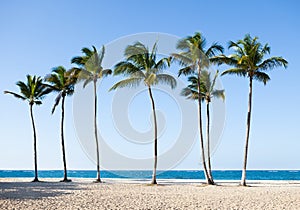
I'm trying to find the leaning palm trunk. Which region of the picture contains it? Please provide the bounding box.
[30,104,39,182]
[197,65,213,185]
[93,80,101,183]
[206,102,214,181]
[60,94,69,181]
[241,77,253,186]
[148,86,158,185]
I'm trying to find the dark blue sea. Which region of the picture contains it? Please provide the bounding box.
[1,170,300,180]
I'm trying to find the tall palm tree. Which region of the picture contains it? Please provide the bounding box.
[4,75,51,182]
[172,32,223,185]
[181,70,225,182]
[45,66,79,182]
[212,34,288,186]
[71,46,112,182]
[110,42,177,184]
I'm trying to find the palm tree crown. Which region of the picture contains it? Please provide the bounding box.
[71,45,112,85]
[213,34,288,82]
[182,70,225,102]
[45,66,79,113]
[172,32,224,76]
[5,75,51,105]
[111,42,176,90]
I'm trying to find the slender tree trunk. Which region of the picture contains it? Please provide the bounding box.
[206,102,214,182]
[60,95,70,182]
[30,104,39,182]
[197,64,213,185]
[148,86,158,185]
[241,77,253,186]
[94,80,101,183]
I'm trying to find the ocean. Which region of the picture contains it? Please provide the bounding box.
[1,170,300,180]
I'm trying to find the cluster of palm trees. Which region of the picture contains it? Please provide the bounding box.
[4,32,287,186]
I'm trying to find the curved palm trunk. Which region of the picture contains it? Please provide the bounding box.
[241,77,253,186]
[206,102,214,182]
[148,86,158,185]
[60,95,70,182]
[93,80,101,183]
[30,104,39,182]
[197,65,214,185]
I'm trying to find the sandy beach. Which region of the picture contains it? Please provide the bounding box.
[1,178,300,209]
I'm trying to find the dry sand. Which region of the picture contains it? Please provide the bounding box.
[1,178,300,209]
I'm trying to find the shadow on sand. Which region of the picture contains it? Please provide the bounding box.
[0,181,85,200]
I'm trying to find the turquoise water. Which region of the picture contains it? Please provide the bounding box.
[1,170,300,180]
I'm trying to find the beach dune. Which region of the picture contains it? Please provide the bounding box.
[1,178,300,209]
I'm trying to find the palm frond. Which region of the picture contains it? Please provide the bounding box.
[258,56,288,71]
[83,78,93,88]
[124,42,148,58]
[210,54,238,66]
[155,74,177,89]
[212,89,225,101]
[98,45,105,65]
[114,61,141,76]
[253,71,270,85]
[102,69,112,77]
[52,92,62,114]
[221,68,247,77]
[4,91,26,100]
[71,56,84,65]
[205,42,224,57]
[109,77,143,91]
[171,53,193,66]
[155,57,171,71]
[178,65,195,76]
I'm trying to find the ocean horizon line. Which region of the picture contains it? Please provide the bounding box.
[1,169,300,180]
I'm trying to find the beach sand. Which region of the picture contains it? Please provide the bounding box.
[1,178,300,209]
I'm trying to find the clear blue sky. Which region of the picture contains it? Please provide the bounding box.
[0,0,299,170]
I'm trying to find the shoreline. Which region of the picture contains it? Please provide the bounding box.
[2,177,300,185]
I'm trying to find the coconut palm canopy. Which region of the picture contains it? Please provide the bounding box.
[110,42,176,90]
[45,66,79,113]
[181,70,225,102]
[71,45,112,86]
[4,75,51,105]
[172,32,224,76]
[212,34,288,82]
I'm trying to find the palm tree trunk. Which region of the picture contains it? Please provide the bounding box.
[30,104,39,182]
[206,102,214,182]
[94,80,101,183]
[148,86,158,185]
[60,95,70,182]
[197,65,213,185]
[241,77,253,186]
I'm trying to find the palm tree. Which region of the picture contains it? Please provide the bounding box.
[4,75,51,182]
[181,70,225,182]
[71,46,112,182]
[213,34,288,186]
[110,42,176,184]
[172,32,223,185]
[45,66,79,182]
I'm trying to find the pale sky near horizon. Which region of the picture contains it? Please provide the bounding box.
[0,0,299,171]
